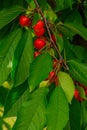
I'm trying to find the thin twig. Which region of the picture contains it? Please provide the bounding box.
[34,0,69,70]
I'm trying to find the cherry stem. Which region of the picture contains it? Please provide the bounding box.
[34,0,69,70]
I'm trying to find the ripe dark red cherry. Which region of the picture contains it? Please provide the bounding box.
[34,51,41,57]
[53,59,58,68]
[34,38,46,50]
[74,89,83,102]
[49,71,55,80]
[51,34,56,43]
[19,15,31,27]
[74,89,79,99]
[85,89,87,95]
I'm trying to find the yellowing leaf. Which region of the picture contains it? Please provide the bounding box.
[58,71,75,103]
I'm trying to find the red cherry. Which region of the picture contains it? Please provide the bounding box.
[74,89,79,99]
[85,89,87,95]
[33,20,44,29]
[34,27,45,37]
[53,59,58,68]
[74,89,83,102]
[51,34,56,43]
[19,15,31,27]
[34,38,46,50]
[48,71,55,80]
[34,51,41,57]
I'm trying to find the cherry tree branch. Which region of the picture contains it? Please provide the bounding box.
[34,0,69,70]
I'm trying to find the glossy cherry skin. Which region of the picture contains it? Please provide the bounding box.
[33,20,44,29]
[34,27,45,37]
[19,15,31,27]
[34,38,46,50]
[49,71,55,80]
[33,20,45,37]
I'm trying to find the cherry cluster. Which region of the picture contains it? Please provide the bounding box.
[19,15,60,86]
[33,20,46,56]
[74,81,87,102]
[19,15,47,56]
[19,15,87,101]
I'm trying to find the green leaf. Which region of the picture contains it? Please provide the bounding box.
[69,98,81,130]
[56,34,64,52]
[72,45,87,62]
[64,121,71,130]
[63,38,87,62]
[55,0,74,12]
[47,48,55,57]
[0,28,22,85]
[63,22,87,41]
[47,87,69,130]
[58,71,75,103]
[55,0,64,12]
[29,53,52,92]
[0,24,11,41]
[53,28,64,52]
[0,6,23,29]
[12,87,48,130]
[36,0,47,10]
[64,38,87,62]
[65,10,82,24]
[12,29,34,87]
[68,60,87,86]
[25,0,35,8]
[64,38,77,60]
[81,101,87,129]
[0,86,9,106]
[66,0,74,8]
[83,7,87,27]
[44,4,57,22]
[4,80,29,117]
[26,0,47,10]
